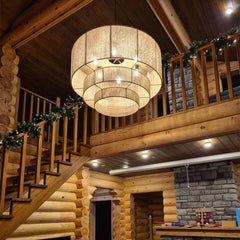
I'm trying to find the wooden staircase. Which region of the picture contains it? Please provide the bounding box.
[0,105,90,240]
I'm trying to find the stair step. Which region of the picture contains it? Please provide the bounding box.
[29,183,47,189]
[5,198,32,203]
[70,151,82,156]
[44,171,61,176]
[6,182,33,192]
[43,171,61,185]
[0,214,13,220]
[28,184,47,198]
[57,160,72,166]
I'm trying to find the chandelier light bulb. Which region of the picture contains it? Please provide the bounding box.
[93,58,98,65]
[112,49,117,56]
[97,71,102,79]
[147,72,150,78]
[116,77,122,84]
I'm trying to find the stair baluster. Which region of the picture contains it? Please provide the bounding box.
[73,105,78,152]
[49,121,56,172]
[62,116,68,162]
[35,121,45,184]
[0,148,9,215]
[17,133,28,199]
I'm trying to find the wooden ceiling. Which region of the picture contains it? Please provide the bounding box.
[171,0,240,41]
[85,133,240,176]
[0,0,238,102]
[16,0,177,101]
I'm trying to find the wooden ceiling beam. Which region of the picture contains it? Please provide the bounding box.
[0,0,93,49]
[147,0,191,53]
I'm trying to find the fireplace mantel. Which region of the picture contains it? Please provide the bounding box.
[154,226,240,238]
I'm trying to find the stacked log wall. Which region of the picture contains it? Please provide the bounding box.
[7,175,78,240]
[123,171,177,240]
[88,170,124,240]
[206,61,239,96]
[134,194,149,240]
[75,168,91,240]
[0,43,20,134]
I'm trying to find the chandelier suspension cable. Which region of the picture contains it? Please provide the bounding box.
[114,0,117,25]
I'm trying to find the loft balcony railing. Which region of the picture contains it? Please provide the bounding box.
[88,32,240,136]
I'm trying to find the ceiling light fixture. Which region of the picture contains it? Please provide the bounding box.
[92,162,99,167]
[142,153,149,159]
[226,7,233,14]
[92,159,99,167]
[204,139,212,148]
[71,25,162,117]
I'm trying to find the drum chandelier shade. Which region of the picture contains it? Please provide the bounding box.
[71,25,162,117]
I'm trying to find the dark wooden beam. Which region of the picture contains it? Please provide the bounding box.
[0,0,93,49]
[147,0,191,53]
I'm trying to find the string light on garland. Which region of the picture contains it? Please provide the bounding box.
[0,96,83,149]
[162,27,238,67]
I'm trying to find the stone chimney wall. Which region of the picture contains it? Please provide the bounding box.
[174,161,239,225]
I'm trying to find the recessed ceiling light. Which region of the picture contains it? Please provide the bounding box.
[142,150,149,154]
[92,162,99,167]
[92,159,99,163]
[123,165,129,169]
[226,7,233,15]
[142,153,149,159]
[204,139,212,148]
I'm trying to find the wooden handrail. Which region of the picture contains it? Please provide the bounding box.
[20,87,56,105]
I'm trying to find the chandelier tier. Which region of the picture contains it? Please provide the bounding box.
[71,25,162,117]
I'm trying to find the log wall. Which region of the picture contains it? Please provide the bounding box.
[75,167,91,240]
[0,43,20,134]
[7,175,78,240]
[206,61,239,96]
[124,171,177,240]
[6,169,177,240]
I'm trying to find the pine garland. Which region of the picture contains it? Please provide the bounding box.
[0,95,84,149]
[162,28,238,67]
